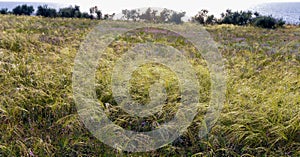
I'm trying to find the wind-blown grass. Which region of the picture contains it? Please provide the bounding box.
[0,15,299,156]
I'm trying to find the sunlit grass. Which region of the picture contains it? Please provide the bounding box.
[0,14,299,156]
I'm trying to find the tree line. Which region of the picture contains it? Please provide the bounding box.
[0,4,287,29]
[0,4,115,20]
[121,8,186,24]
[193,9,285,29]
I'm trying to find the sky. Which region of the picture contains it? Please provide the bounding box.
[0,0,299,16]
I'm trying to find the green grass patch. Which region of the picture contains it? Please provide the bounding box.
[0,15,299,156]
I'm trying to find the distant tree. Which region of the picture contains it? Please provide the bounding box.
[12,4,34,16]
[159,8,172,23]
[96,10,102,20]
[169,11,186,24]
[206,15,216,25]
[121,8,185,24]
[220,10,253,25]
[58,6,73,18]
[58,5,81,18]
[193,9,209,24]
[242,11,251,25]
[221,9,233,24]
[122,9,130,20]
[103,13,115,20]
[151,9,158,22]
[0,8,8,14]
[89,6,96,19]
[254,11,260,17]
[193,9,217,25]
[74,5,82,18]
[252,16,285,29]
[89,6,102,19]
[276,18,285,27]
[81,12,91,19]
[122,9,139,21]
[130,9,139,21]
[36,5,57,18]
[104,14,109,20]
[139,8,158,22]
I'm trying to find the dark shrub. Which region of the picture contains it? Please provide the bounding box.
[193,9,208,24]
[122,9,139,21]
[0,8,8,14]
[12,4,34,16]
[36,5,57,18]
[220,10,253,25]
[159,8,172,23]
[81,12,91,19]
[277,18,285,27]
[95,10,102,20]
[193,10,217,25]
[169,11,186,24]
[253,16,277,29]
[58,5,81,18]
[206,15,216,25]
[139,8,158,22]
[58,7,72,18]
[90,6,102,20]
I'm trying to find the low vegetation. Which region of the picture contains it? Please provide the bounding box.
[0,13,299,156]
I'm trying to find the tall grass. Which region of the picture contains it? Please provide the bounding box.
[0,15,299,156]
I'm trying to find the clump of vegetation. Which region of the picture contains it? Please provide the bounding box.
[58,5,82,18]
[36,5,58,18]
[90,6,102,20]
[193,9,217,25]
[122,9,139,21]
[219,9,254,25]
[0,8,8,14]
[12,4,34,16]
[252,16,286,29]
[168,11,186,24]
[252,16,277,29]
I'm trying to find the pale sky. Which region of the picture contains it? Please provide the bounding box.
[1,0,299,16]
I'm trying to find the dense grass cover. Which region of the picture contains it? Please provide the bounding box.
[0,15,299,156]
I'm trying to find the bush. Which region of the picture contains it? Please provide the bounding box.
[252,16,285,29]
[0,8,8,14]
[253,16,277,29]
[220,10,253,25]
[193,9,208,24]
[12,4,34,16]
[139,8,158,22]
[81,12,91,19]
[36,5,57,18]
[193,10,217,25]
[206,15,216,25]
[277,18,285,27]
[122,9,139,21]
[58,5,81,18]
[95,10,102,20]
[169,11,186,24]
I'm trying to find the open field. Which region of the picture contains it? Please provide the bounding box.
[0,15,299,156]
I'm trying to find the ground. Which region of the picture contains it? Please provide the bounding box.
[0,15,299,156]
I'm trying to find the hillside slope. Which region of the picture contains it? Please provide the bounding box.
[0,15,299,156]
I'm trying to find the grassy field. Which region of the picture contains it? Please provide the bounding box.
[0,15,299,156]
